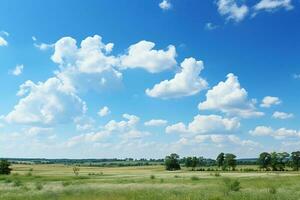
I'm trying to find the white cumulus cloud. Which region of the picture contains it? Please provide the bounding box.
[260,96,281,108]
[146,57,208,99]
[98,106,110,117]
[166,114,240,136]
[120,40,176,73]
[250,126,300,139]
[198,73,264,118]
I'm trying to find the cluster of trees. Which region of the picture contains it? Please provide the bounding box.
[258,151,300,171]
[165,151,300,171]
[0,160,12,175]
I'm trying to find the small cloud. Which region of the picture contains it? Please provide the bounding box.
[144,119,168,127]
[159,0,172,10]
[205,22,218,30]
[34,43,54,51]
[11,64,24,76]
[32,36,37,41]
[260,96,281,108]
[98,106,111,117]
[272,111,294,120]
[0,37,8,46]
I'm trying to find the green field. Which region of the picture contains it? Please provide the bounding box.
[1,164,300,200]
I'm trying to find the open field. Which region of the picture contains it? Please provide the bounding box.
[1,164,300,200]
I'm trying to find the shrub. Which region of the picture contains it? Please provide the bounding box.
[268,186,277,194]
[191,176,200,181]
[214,172,221,177]
[223,178,241,194]
[150,175,155,179]
[13,179,22,187]
[35,182,43,190]
[160,178,164,183]
[174,175,180,178]
[62,181,72,187]
[26,172,32,176]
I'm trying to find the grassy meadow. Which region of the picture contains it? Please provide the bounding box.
[0,164,300,200]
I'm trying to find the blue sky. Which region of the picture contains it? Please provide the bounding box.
[0,0,299,159]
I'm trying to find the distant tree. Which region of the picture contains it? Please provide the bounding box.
[258,152,271,171]
[165,153,181,171]
[185,157,193,168]
[73,166,80,176]
[270,152,289,171]
[277,152,289,171]
[291,151,300,171]
[224,154,237,171]
[191,157,199,170]
[0,160,12,175]
[216,153,225,169]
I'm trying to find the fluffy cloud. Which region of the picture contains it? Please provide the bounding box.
[249,126,300,139]
[98,106,110,117]
[159,0,172,10]
[120,40,176,73]
[272,111,294,119]
[6,78,87,125]
[11,64,24,76]
[198,73,264,118]
[67,114,148,146]
[144,119,168,127]
[146,57,208,99]
[194,134,258,146]
[166,114,240,135]
[260,96,281,108]
[293,74,300,79]
[216,0,249,22]
[254,0,293,12]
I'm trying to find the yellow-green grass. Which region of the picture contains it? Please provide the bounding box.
[0,164,300,200]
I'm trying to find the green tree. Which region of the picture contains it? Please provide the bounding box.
[270,152,279,171]
[258,152,271,171]
[191,157,199,170]
[0,160,12,175]
[224,153,237,171]
[291,151,300,171]
[165,153,181,171]
[277,152,289,171]
[185,157,193,168]
[216,152,225,169]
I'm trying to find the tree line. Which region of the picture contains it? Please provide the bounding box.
[164,151,300,171]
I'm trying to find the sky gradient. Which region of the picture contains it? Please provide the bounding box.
[0,0,299,159]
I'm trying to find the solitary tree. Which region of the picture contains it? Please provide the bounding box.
[0,160,12,175]
[224,153,237,171]
[165,153,181,171]
[73,166,80,176]
[258,152,271,171]
[216,153,225,169]
[291,151,300,171]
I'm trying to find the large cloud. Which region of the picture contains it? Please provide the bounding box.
[146,57,208,99]
[6,78,87,125]
[120,40,177,73]
[198,73,264,118]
